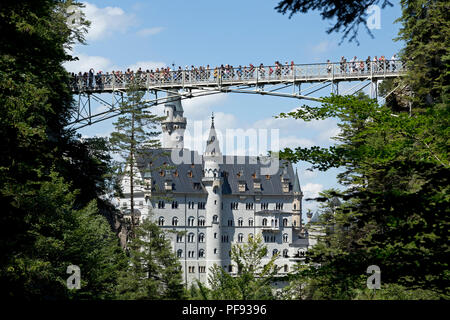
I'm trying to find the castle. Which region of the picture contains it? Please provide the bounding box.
[118,93,315,286]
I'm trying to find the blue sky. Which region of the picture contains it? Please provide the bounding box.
[65,0,405,215]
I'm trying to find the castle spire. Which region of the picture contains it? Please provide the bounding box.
[293,168,301,193]
[204,113,221,157]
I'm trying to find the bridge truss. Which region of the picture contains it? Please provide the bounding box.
[69,60,406,131]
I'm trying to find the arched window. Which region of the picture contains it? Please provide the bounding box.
[188,232,195,243]
[238,217,243,226]
[158,216,165,226]
[198,233,205,243]
[272,249,278,257]
[248,233,253,241]
[293,203,297,210]
[188,216,195,226]
[262,218,267,226]
[248,218,254,226]
[198,216,205,226]
[284,264,288,272]
[177,249,183,258]
[283,249,289,258]
[283,218,288,226]
[283,233,288,243]
[172,217,178,226]
[199,249,205,258]
[212,215,218,223]
[238,233,243,243]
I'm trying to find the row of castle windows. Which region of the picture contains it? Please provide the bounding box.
[122,200,294,211]
[174,232,289,243]
[158,216,293,227]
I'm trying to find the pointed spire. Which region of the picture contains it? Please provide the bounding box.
[293,168,301,193]
[205,114,221,156]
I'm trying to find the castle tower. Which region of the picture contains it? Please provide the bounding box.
[161,91,187,149]
[202,114,224,274]
[292,168,303,228]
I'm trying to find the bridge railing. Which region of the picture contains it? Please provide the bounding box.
[70,60,405,92]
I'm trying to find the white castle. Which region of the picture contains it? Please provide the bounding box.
[118,93,320,287]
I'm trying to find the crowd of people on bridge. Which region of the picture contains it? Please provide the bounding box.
[327,54,399,75]
[70,55,400,91]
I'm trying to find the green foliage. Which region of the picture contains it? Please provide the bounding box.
[0,0,126,299]
[109,81,164,237]
[2,172,126,299]
[116,217,186,300]
[193,234,280,300]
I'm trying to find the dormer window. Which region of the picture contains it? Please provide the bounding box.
[238,181,246,192]
[164,180,172,191]
[187,170,193,178]
[282,182,290,193]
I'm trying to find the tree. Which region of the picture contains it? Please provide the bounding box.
[0,0,127,299]
[275,0,394,44]
[109,81,164,238]
[193,234,280,300]
[115,217,186,300]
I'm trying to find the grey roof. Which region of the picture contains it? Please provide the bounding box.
[134,149,298,196]
[293,168,301,193]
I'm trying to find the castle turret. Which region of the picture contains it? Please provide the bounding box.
[292,168,303,228]
[161,92,187,149]
[203,114,224,274]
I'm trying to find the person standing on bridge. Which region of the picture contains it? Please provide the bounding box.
[327,60,332,75]
[88,68,94,89]
[390,54,397,71]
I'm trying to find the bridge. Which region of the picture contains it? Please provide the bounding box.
[69,60,406,130]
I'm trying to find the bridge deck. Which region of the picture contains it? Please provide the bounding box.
[70,60,406,94]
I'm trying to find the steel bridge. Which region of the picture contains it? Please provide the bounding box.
[69,60,406,131]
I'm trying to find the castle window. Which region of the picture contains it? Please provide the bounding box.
[262,218,267,226]
[293,203,297,210]
[177,249,183,257]
[176,234,183,243]
[253,181,261,190]
[199,249,205,258]
[212,215,218,223]
[199,266,206,273]
[158,201,165,209]
[284,264,289,272]
[214,232,217,239]
[283,233,289,243]
[228,219,233,226]
[188,216,195,226]
[172,216,178,226]
[198,217,205,226]
[261,203,268,210]
[228,265,233,272]
[188,251,195,258]
[214,248,217,254]
[248,233,253,240]
[238,233,243,242]
[171,201,178,209]
[158,217,165,226]
[273,249,278,257]
[238,182,246,192]
[283,249,289,258]
[283,218,288,226]
[245,203,254,210]
[276,203,284,210]
[248,218,254,227]
[198,202,206,209]
[188,233,195,243]
[238,217,243,226]
[231,202,238,210]
[198,233,205,242]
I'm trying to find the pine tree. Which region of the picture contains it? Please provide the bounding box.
[109,81,164,239]
[116,217,186,300]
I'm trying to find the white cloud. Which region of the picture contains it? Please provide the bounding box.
[137,27,165,37]
[302,169,318,179]
[127,61,166,72]
[302,183,323,200]
[64,53,116,73]
[82,2,136,41]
